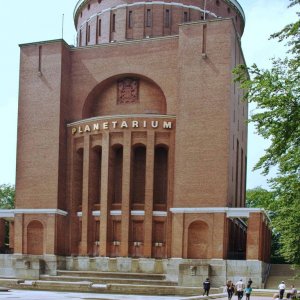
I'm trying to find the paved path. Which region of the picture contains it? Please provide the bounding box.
[0,290,274,300]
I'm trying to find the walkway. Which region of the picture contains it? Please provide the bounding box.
[0,290,274,300]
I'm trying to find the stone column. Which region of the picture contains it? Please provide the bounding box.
[99,132,110,256]
[80,135,91,255]
[246,212,263,260]
[144,131,155,257]
[171,213,184,257]
[46,214,56,254]
[14,214,24,254]
[120,132,131,256]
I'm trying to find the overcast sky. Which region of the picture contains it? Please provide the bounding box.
[0,0,298,188]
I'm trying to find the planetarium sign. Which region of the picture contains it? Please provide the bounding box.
[70,118,174,135]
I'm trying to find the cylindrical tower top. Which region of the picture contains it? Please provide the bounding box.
[73,0,245,47]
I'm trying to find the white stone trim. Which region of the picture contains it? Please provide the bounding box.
[68,114,176,127]
[110,210,122,216]
[0,210,15,219]
[131,210,145,216]
[169,207,265,218]
[153,211,167,217]
[77,212,82,217]
[10,209,68,216]
[92,211,101,217]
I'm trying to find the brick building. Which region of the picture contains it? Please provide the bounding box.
[0,0,271,286]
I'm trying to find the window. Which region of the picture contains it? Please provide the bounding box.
[88,3,90,10]
[128,11,133,28]
[146,9,152,27]
[184,11,188,23]
[112,13,116,32]
[98,0,101,3]
[216,0,220,6]
[227,7,231,13]
[165,9,170,27]
[87,25,90,43]
[98,19,101,36]
[79,29,82,46]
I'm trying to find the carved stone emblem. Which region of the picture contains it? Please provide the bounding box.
[117,78,139,104]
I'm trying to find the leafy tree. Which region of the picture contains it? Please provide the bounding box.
[235,1,300,265]
[0,184,15,209]
[0,184,15,251]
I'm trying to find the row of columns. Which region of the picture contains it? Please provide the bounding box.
[74,130,171,257]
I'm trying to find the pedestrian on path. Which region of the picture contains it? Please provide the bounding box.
[203,278,211,296]
[278,281,286,299]
[235,279,245,300]
[244,284,253,300]
[226,280,235,300]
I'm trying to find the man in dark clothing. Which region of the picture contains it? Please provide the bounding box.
[203,278,211,296]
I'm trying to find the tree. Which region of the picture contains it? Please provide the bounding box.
[0,184,15,251]
[235,1,300,265]
[0,184,15,209]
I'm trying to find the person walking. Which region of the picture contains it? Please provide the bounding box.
[226,280,235,300]
[235,279,245,300]
[244,284,253,300]
[203,278,211,296]
[278,281,286,300]
[247,278,253,287]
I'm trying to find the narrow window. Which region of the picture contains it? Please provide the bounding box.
[112,13,116,32]
[216,0,220,6]
[227,7,231,14]
[38,46,42,73]
[79,29,82,46]
[98,18,101,36]
[146,9,151,27]
[128,11,133,28]
[165,9,170,28]
[88,3,90,10]
[88,25,91,42]
[184,11,188,23]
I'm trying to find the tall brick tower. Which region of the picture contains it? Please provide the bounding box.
[0,0,271,286]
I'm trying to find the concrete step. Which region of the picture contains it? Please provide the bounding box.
[57,270,166,280]
[40,274,177,286]
[0,278,219,296]
[265,264,300,289]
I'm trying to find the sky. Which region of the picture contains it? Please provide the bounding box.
[0,0,298,189]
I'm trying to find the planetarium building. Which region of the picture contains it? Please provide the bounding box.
[0,0,271,287]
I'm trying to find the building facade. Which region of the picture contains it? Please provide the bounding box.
[0,0,271,286]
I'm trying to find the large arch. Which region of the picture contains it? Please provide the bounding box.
[82,74,167,118]
[27,220,44,255]
[187,220,209,259]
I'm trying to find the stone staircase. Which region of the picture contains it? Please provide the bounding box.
[265,264,300,289]
[0,270,220,296]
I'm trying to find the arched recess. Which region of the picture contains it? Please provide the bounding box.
[187,220,209,259]
[27,220,44,255]
[82,74,167,118]
[131,144,146,209]
[153,144,169,211]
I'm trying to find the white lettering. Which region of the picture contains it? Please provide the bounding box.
[103,122,109,129]
[78,126,83,133]
[121,121,128,128]
[84,125,91,132]
[93,123,99,131]
[72,128,77,135]
[132,120,139,128]
[112,121,118,129]
[151,121,159,128]
[163,121,172,129]
[143,121,147,128]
